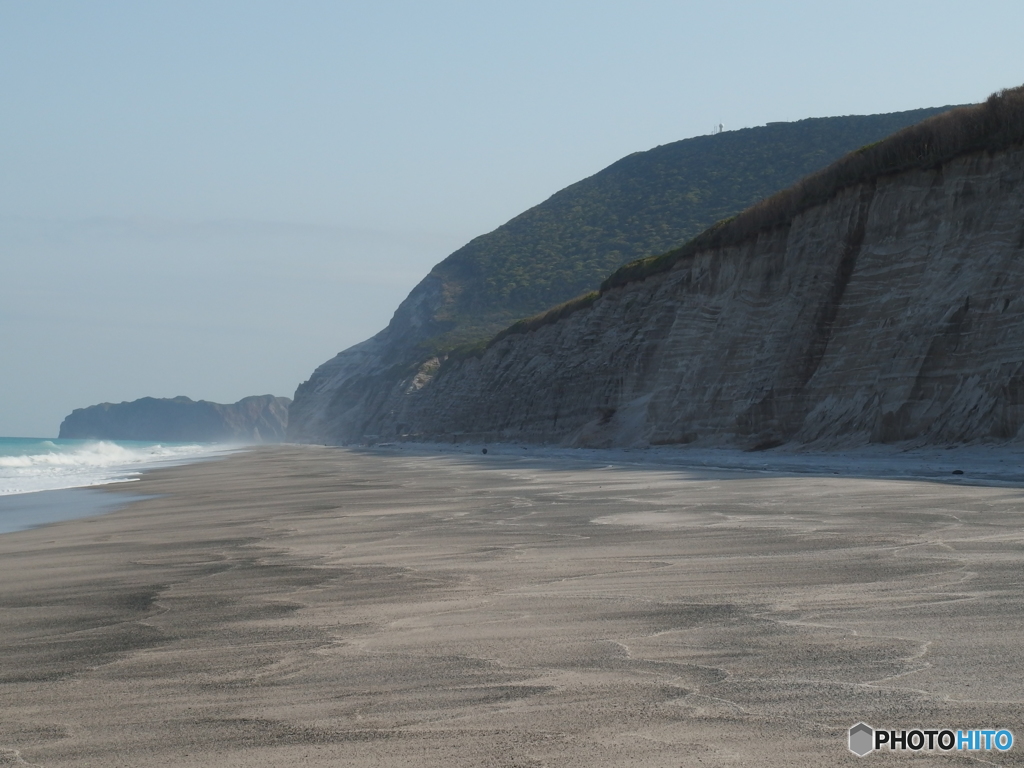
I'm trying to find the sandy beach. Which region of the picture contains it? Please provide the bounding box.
[3,445,1024,766]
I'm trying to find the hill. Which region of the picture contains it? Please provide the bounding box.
[418,107,958,351]
[289,105,957,442]
[345,86,1024,449]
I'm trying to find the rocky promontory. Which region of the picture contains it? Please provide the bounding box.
[58,395,291,443]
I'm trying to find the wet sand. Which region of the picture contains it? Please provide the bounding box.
[3,445,1024,766]
[0,488,150,535]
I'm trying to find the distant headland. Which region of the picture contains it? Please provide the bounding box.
[58,395,291,443]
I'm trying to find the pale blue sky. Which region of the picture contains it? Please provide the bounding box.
[2,1,1022,436]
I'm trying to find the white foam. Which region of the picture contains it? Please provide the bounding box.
[0,441,227,495]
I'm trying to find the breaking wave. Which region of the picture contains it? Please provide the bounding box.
[0,439,224,495]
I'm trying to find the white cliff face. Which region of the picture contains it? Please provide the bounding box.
[357,146,1024,448]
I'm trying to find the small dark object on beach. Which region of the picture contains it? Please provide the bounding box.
[482,448,488,454]
[952,469,964,475]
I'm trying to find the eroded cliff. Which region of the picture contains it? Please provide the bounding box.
[288,107,956,442]
[294,88,1024,449]
[346,144,1024,447]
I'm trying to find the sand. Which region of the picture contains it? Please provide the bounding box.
[3,444,1024,766]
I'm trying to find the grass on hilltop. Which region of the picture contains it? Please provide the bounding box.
[486,85,1024,346]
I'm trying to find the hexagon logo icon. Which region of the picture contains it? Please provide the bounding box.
[849,722,874,756]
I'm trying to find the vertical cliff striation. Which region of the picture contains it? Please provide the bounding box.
[288,107,957,442]
[329,88,1024,449]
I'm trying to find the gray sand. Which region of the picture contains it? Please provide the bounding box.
[2,445,1024,766]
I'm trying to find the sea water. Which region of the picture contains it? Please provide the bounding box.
[0,437,222,496]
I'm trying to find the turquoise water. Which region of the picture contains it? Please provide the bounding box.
[0,437,224,496]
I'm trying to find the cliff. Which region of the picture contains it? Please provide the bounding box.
[288,107,955,442]
[304,87,1024,449]
[58,395,291,443]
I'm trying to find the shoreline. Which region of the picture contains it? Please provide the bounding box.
[6,438,1019,540]
[0,442,243,535]
[0,485,153,535]
[0,437,240,497]
[4,444,1024,766]
[346,439,1024,487]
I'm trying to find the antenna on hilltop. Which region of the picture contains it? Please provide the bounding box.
[712,123,725,135]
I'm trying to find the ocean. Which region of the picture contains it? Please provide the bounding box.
[0,437,230,534]
[0,437,223,496]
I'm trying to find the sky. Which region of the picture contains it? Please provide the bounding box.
[2,1,1023,437]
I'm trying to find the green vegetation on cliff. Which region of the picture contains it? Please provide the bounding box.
[420,105,955,353]
[600,86,1024,293]
[492,86,1024,344]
